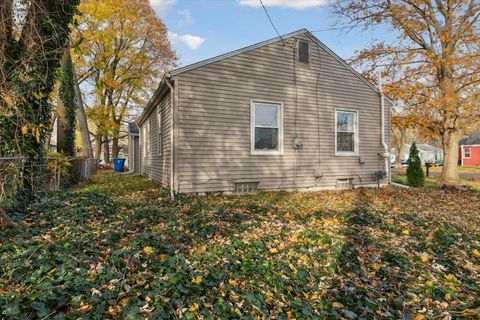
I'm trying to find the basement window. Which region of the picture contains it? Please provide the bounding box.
[336,178,353,189]
[298,40,310,64]
[235,182,259,193]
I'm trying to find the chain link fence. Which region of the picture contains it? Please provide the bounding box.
[0,157,98,204]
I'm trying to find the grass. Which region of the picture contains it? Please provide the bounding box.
[1,173,480,319]
[428,166,480,173]
[393,165,480,174]
[392,175,480,191]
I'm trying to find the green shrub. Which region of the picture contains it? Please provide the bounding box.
[406,143,425,187]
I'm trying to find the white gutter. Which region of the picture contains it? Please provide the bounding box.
[165,78,175,199]
[379,73,390,181]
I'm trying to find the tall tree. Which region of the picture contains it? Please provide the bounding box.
[0,0,79,193]
[73,0,176,163]
[336,0,480,182]
[57,47,77,156]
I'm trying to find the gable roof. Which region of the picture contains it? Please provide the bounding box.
[169,28,389,100]
[128,122,139,135]
[460,133,480,145]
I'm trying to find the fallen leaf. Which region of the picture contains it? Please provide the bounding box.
[192,276,203,284]
[189,303,199,312]
[143,246,154,255]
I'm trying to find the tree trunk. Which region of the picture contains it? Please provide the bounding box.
[394,143,405,169]
[112,136,120,159]
[441,130,460,182]
[57,48,77,156]
[72,56,93,158]
[103,136,110,164]
[95,133,102,160]
[438,71,461,182]
[56,59,69,154]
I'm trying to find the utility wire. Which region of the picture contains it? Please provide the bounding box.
[310,25,355,33]
[259,0,285,45]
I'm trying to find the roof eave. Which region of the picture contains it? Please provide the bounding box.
[136,77,172,126]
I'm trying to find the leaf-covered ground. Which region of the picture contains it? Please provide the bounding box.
[1,173,479,319]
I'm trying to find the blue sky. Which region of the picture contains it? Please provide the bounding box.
[149,0,397,67]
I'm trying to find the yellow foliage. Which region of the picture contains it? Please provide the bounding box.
[73,0,176,140]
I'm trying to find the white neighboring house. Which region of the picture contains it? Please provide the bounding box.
[391,144,443,166]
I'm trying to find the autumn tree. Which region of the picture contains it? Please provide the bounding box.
[336,0,480,182]
[72,0,175,163]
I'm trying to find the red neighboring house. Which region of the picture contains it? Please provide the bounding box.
[459,134,480,166]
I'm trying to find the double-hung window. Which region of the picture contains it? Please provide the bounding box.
[335,109,358,155]
[251,100,283,155]
[156,108,162,156]
[464,147,471,159]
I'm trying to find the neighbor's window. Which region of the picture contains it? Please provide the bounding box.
[464,147,471,159]
[156,108,162,156]
[336,110,358,155]
[251,100,283,155]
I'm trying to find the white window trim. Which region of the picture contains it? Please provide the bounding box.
[156,107,162,157]
[464,147,471,159]
[250,99,284,156]
[144,121,150,157]
[142,125,147,158]
[335,109,359,156]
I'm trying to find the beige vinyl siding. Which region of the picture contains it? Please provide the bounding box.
[140,92,172,186]
[173,33,388,193]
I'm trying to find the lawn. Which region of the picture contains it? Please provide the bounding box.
[392,175,480,192]
[428,166,480,174]
[1,174,480,319]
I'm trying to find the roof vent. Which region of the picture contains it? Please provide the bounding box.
[298,40,309,64]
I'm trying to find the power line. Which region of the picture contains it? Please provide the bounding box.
[310,25,355,33]
[259,0,285,46]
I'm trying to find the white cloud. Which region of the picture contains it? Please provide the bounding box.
[177,9,195,27]
[168,32,206,50]
[238,0,329,9]
[149,0,178,17]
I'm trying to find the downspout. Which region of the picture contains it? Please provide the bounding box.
[379,73,390,182]
[165,77,175,199]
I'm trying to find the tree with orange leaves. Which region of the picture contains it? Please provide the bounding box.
[336,0,480,182]
[72,0,176,162]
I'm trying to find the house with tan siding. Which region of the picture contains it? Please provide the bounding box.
[135,29,392,194]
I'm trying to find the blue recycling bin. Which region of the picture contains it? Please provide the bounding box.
[113,158,126,173]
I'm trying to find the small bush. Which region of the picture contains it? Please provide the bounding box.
[406,143,425,187]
